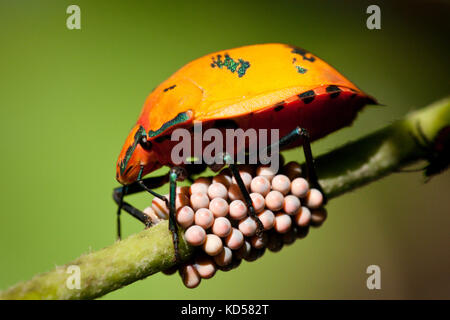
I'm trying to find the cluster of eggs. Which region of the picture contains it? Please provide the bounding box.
[142,162,327,288]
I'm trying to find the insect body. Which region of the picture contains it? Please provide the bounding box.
[113,43,377,262]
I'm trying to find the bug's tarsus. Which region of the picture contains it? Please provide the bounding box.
[116,187,124,240]
[113,173,170,236]
[113,186,149,224]
[225,154,265,238]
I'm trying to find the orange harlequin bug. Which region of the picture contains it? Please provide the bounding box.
[113,43,377,261]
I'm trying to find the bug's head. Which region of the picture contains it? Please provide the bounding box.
[116,125,161,185]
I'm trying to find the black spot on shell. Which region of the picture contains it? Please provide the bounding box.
[330,92,340,98]
[274,102,285,112]
[214,119,239,129]
[326,85,341,98]
[298,90,316,104]
[163,85,176,92]
[291,47,316,62]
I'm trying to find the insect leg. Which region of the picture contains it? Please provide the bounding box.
[263,127,327,203]
[113,172,170,239]
[168,167,185,263]
[224,154,265,237]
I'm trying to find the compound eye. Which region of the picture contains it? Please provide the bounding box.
[139,135,153,151]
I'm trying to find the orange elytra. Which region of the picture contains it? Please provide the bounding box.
[116,43,376,185]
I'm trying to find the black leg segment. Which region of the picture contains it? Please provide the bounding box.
[224,154,265,237]
[262,127,327,203]
[168,167,182,263]
[113,172,170,239]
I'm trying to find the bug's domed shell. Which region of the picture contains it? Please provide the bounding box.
[139,43,373,133]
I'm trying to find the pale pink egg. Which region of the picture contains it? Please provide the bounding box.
[180,264,201,288]
[202,234,223,256]
[265,190,284,211]
[176,206,195,228]
[143,206,161,224]
[232,171,252,190]
[213,246,233,267]
[229,200,248,220]
[184,225,206,246]
[224,228,244,250]
[190,192,210,211]
[238,216,257,237]
[194,255,216,279]
[274,213,292,234]
[257,209,275,230]
[305,188,324,209]
[250,193,265,213]
[250,176,271,196]
[291,177,309,198]
[189,177,211,195]
[212,217,232,237]
[194,208,214,229]
[283,195,301,215]
[294,206,311,227]
[207,182,228,200]
[271,174,291,195]
[209,197,229,218]
[151,197,169,219]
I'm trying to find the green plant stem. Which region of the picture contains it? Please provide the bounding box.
[1,97,449,300]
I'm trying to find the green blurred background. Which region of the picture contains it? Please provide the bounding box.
[0,0,449,299]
